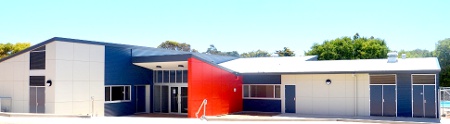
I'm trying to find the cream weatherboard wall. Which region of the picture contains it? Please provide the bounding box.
[281,74,370,116]
[0,52,30,113]
[45,41,105,116]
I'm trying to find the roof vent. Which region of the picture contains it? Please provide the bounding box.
[387,52,398,63]
[402,54,406,59]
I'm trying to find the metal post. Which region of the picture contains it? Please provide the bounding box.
[91,96,94,117]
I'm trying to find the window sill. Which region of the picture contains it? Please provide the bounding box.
[243,97,281,100]
[105,100,131,104]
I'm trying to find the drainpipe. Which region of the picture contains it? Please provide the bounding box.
[353,74,358,116]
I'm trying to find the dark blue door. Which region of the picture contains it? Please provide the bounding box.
[424,85,436,118]
[383,85,396,117]
[285,85,295,113]
[136,86,146,113]
[370,85,382,116]
[413,85,424,117]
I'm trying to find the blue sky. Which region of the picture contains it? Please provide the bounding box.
[1,0,448,55]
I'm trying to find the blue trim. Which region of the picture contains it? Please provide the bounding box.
[243,75,281,84]
[243,99,281,112]
[132,54,192,63]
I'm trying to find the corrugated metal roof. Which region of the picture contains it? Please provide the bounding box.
[219,57,441,73]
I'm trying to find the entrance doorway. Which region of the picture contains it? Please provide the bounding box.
[170,86,188,113]
[154,85,187,114]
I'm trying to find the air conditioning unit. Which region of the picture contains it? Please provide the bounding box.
[0,97,12,112]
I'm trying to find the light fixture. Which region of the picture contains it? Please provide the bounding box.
[178,65,184,68]
[326,79,331,85]
[46,80,52,87]
[156,65,162,68]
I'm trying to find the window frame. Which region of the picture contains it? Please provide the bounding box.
[242,84,281,100]
[105,85,132,103]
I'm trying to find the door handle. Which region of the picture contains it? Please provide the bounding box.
[294,98,296,101]
[382,99,384,103]
[424,100,426,103]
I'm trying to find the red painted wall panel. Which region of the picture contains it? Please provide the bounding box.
[187,57,243,118]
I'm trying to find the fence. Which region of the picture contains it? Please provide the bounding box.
[441,87,450,117]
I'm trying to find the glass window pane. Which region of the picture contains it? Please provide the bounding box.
[163,70,170,83]
[275,85,280,98]
[170,70,176,83]
[153,86,161,112]
[111,86,124,101]
[243,85,249,97]
[176,70,183,83]
[125,86,130,100]
[105,87,110,101]
[157,71,163,83]
[183,70,188,83]
[250,85,257,97]
[250,85,274,98]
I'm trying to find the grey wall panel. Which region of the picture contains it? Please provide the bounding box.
[243,75,281,84]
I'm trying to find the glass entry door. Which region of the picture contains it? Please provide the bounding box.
[170,86,188,113]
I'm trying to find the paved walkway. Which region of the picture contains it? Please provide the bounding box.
[206,113,448,124]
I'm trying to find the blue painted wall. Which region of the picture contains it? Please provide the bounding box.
[242,74,281,112]
[243,75,281,84]
[396,73,412,117]
[105,46,153,116]
[243,99,281,112]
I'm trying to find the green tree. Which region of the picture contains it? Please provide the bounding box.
[435,38,450,87]
[204,44,239,57]
[240,50,271,58]
[0,42,31,59]
[276,47,295,57]
[398,49,433,58]
[306,34,389,60]
[157,40,195,52]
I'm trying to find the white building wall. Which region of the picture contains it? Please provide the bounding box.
[45,41,105,116]
[281,74,370,116]
[0,52,30,113]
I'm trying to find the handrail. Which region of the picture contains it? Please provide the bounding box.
[195,99,207,119]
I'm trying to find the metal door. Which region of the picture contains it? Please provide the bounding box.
[285,85,296,113]
[370,85,383,116]
[383,85,396,117]
[181,87,188,113]
[413,85,424,117]
[29,87,45,113]
[170,87,179,113]
[136,86,146,113]
[424,85,436,118]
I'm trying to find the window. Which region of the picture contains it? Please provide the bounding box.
[105,86,131,102]
[243,84,280,99]
[370,75,396,84]
[154,70,188,83]
[412,74,435,84]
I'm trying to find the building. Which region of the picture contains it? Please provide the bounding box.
[0,37,441,120]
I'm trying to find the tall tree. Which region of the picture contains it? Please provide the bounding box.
[435,38,450,87]
[240,50,271,58]
[306,34,389,60]
[0,42,31,59]
[204,44,239,57]
[276,47,295,57]
[157,40,195,52]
